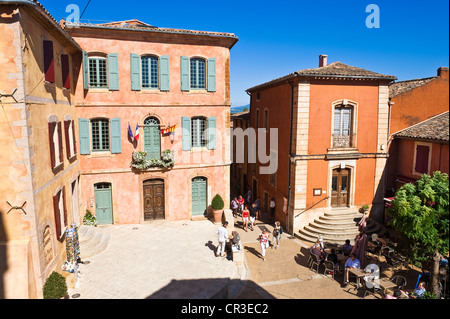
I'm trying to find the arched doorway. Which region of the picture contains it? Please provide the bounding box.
[191,177,207,216]
[331,168,350,207]
[143,179,165,220]
[94,182,113,225]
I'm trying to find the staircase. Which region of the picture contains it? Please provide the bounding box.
[78,225,111,260]
[295,208,387,245]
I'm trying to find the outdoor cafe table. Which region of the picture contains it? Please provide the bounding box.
[378,278,398,296]
[348,268,367,288]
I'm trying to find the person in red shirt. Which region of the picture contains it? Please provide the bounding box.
[241,205,249,232]
[237,195,244,214]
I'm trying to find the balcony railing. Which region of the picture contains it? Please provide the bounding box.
[332,134,356,148]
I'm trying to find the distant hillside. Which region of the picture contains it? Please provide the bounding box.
[230,104,250,114]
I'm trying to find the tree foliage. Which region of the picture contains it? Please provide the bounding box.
[387,171,449,266]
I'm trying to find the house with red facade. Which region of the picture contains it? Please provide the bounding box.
[64,19,238,225]
[245,55,397,240]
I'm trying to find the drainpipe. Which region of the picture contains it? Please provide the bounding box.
[286,72,299,234]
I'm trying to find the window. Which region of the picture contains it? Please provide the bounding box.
[91,119,110,151]
[141,56,159,89]
[255,109,260,129]
[414,143,431,175]
[48,117,63,170]
[78,118,122,155]
[331,101,357,148]
[263,109,269,130]
[191,117,207,148]
[64,117,77,159]
[53,187,67,241]
[89,57,108,88]
[190,58,206,90]
[61,54,71,89]
[43,40,55,83]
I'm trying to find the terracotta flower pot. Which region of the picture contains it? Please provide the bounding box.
[213,209,223,224]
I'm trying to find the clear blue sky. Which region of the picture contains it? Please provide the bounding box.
[40,0,449,107]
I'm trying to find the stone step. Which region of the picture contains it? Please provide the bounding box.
[308,222,358,234]
[79,225,110,259]
[296,228,356,245]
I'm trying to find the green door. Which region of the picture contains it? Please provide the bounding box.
[144,117,161,160]
[94,183,113,225]
[192,177,207,216]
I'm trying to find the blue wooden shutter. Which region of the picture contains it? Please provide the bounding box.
[108,53,119,91]
[182,116,191,151]
[207,58,216,92]
[160,55,170,91]
[130,53,141,91]
[110,118,122,154]
[207,116,217,150]
[180,56,190,91]
[82,50,89,89]
[78,118,90,155]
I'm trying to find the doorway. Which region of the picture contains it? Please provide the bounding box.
[331,168,350,207]
[192,177,207,216]
[94,183,113,225]
[143,179,165,220]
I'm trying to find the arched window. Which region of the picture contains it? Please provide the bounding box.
[331,100,358,148]
[144,116,161,159]
[190,58,206,89]
[88,52,108,88]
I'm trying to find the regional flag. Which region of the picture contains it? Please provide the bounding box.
[135,124,140,141]
[128,123,134,140]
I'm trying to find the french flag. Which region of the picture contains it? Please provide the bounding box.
[135,124,140,141]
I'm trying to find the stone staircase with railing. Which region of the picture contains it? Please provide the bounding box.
[295,208,387,245]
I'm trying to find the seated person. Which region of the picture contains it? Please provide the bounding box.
[439,251,449,268]
[402,281,426,299]
[341,239,352,256]
[343,253,360,287]
[326,248,338,265]
[310,239,324,262]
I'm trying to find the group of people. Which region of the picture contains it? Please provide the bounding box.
[215,220,283,262]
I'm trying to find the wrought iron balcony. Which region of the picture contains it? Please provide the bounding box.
[332,134,355,148]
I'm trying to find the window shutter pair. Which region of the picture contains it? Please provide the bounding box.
[181,116,217,151]
[53,187,67,241]
[78,118,122,154]
[130,53,170,91]
[180,57,216,92]
[82,51,119,91]
[48,121,63,169]
[64,120,77,159]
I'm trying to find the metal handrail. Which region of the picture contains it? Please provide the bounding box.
[294,196,330,218]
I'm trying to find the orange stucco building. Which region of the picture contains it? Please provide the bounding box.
[65,20,238,225]
[246,55,397,235]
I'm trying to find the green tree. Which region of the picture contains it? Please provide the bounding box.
[387,171,449,266]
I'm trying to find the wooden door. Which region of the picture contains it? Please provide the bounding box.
[331,168,350,207]
[94,183,113,225]
[144,117,161,160]
[143,179,165,220]
[192,177,207,216]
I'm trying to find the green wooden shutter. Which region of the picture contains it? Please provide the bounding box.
[182,116,191,151]
[180,56,190,91]
[160,55,170,91]
[82,50,89,90]
[207,58,216,92]
[207,116,217,150]
[108,53,119,91]
[130,53,141,91]
[78,118,90,155]
[110,118,122,154]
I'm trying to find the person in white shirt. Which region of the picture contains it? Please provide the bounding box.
[269,197,276,220]
[216,221,230,257]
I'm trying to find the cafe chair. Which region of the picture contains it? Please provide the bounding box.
[310,253,322,273]
[390,275,407,290]
[363,279,382,299]
[323,260,336,279]
[385,255,402,272]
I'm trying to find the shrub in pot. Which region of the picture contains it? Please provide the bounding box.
[211,194,225,224]
[43,271,68,299]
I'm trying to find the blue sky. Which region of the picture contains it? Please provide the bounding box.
[40,0,449,107]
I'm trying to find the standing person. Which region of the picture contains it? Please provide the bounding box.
[269,197,276,221]
[248,203,258,231]
[216,221,230,257]
[272,221,282,249]
[351,230,369,268]
[241,205,249,232]
[237,195,244,213]
[254,197,261,220]
[246,188,252,205]
[259,228,270,261]
[231,197,239,217]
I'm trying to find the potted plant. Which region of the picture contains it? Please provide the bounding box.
[83,209,98,226]
[211,194,225,224]
[43,271,68,299]
[360,204,370,214]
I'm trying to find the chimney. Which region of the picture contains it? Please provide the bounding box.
[437,67,449,80]
[319,54,328,67]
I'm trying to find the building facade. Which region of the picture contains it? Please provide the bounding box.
[0,1,82,298]
[66,20,238,224]
[245,55,397,234]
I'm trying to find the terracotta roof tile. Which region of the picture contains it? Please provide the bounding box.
[394,111,449,142]
[389,76,437,97]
